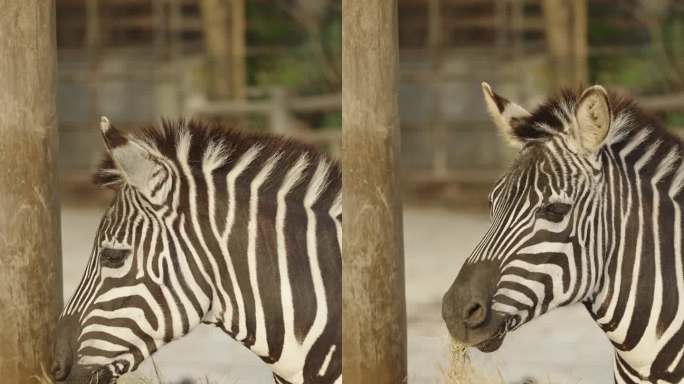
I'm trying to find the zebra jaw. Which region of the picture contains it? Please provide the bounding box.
[472,324,507,353]
[87,360,129,384]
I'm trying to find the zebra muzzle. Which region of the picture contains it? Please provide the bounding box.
[471,323,507,352]
[442,261,508,351]
[88,360,129,384]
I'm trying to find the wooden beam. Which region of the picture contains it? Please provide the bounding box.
[0,1,62,382]
[640,92,684,112]
[342,1,407,383]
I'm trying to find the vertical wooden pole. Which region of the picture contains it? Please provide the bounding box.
[542,0,573,88]
[428,0,447,178]
[231,0,247,99]
[342,1,407,383]
[0,1,62,382]
[86,0,101,130]
[199,0,233,99]
[199,0,247,100]
[543,0,588,88]
[573,0,588,84]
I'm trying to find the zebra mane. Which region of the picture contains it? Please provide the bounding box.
[519,87,672,147]
[93,119,341,200]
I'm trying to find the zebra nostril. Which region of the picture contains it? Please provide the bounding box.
[51,359,70,381]
[463,300,488,328]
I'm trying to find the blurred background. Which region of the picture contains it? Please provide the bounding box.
[54,0,684,383]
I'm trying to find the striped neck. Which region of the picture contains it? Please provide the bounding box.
[587,124,684,380]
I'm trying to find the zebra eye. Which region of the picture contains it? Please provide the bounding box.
[100,247,130,268]
[542,202,572,220]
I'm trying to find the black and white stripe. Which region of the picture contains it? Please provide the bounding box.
[443,84,684,383]
[53,118,341,384]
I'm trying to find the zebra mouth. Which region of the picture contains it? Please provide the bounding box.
[88,360,129,384]
[473,323,507,353]
[87,368,114,384]
[473,332,506,352]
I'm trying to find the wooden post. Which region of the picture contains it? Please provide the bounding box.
[231,0,247,99]
[0,1,62,382]
[542,0,588,88]
[86,0,101,129]
[428,0,447,178]
[269,87,295,135]
[199,0,246,100]
[542,0,573,88]
[342,1,407,383]
[199,0,234,99]
[573,0,588,84]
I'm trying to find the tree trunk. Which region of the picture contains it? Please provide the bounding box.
[0,1,63,382]
[342,1,408,383]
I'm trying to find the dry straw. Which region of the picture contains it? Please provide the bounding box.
[440,342,504,384]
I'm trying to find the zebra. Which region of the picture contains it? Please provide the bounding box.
[442,82,684,383]
[51,117,342,384]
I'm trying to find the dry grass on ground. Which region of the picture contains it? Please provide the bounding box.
[440,342,504,384]
[441,342,558,384]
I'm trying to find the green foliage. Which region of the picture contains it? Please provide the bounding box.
[668,112,684,128]
[588,3,684,128]
[246,1,341,95]
[254,45,330,92]
[247,5,303,44]
[591,50,671,93]
[243,1,340,130]
[321,111,341,129]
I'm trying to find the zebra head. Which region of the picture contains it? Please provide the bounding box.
[52,118,211,383]
[443,83,615,352]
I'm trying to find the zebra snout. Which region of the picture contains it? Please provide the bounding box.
[463,298,488,328]
[442,261,501,342]
[51,315,79,382]
[51,356,71,381]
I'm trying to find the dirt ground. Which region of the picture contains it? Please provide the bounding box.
[61,201,613,383]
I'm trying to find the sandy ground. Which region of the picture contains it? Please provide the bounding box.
[61,202,613,383]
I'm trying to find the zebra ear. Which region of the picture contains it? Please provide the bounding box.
[574,85,612,153]
[481,82,532,146]
[99,117,168,203]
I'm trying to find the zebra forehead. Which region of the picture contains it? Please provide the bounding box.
[93,119,340,190]
[496,144,581,194]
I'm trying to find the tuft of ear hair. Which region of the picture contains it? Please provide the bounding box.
[574,85,612,153]
[99,117,168,204]
[481,82,531,145]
